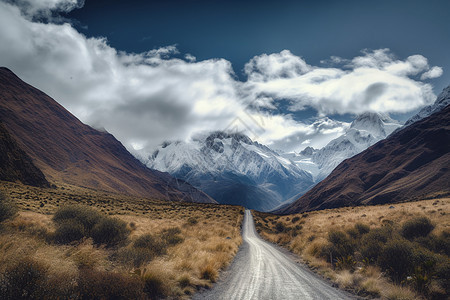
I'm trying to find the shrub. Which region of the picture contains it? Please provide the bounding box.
[53,205,102,235]
[378,239,414,283]
[187,217,198,225]
[0,257,50,299]
[200,263,218,282]
[326,230,355,261]
[53,205,129,247]
[142,271,169,299]
[0,191,17,223]
[134,234,166,255]
[291,216,300,223]
[275,222,286,233]
[401,217,434,240]
[53,219,86,244]
[77,269,145,299]
[91,217,128,247]
[160,227,184,246]
[116,247,155,268]
[360,227,391,262]
[355,223,370,235]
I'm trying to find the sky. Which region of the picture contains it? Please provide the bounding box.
[0,0,449,154]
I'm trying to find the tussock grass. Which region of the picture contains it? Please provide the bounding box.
[254,198,450,299]
[0,180,244,299]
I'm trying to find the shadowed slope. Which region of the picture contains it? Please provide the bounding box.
[0,122,48,187]
[0,67,215,203]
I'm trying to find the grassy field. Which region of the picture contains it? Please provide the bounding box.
[254,198,449,300]
[0,181,244,299]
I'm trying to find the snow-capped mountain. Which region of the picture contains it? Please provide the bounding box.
[308,113,401,181]
[405,85,450,126]
[144,131,314,211]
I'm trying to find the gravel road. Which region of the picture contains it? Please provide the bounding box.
[194,209,355,300]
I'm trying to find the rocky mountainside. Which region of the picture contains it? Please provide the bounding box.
[276,103,450,214]
[405,85,450,126]
[282,113,401,182]
[0,67,215,203]
[0,122,49,187]
[145,131,314,211]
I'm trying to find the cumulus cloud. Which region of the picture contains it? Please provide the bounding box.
[0,0,443,154]
[421,66,444,80]
[244,48,437,116]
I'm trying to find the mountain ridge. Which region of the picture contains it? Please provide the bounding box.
[276,102,450,214]
[0,67,215,204]
[145,131,314,211]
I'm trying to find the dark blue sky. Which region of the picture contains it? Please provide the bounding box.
[67,0,450,91]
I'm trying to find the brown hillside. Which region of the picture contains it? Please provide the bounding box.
[0,122,48,187]
[277,104,450,214]
[0,67,215,203]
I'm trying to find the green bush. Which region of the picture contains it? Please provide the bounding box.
[77,269,145,299]
[91,217,128,247]
[0,191,17,223]
[378,239,414,283]
[401,217,434,240]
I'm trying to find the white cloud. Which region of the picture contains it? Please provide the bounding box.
[421,66,444,80]
[0,1,443,154]
[244,49,437,115]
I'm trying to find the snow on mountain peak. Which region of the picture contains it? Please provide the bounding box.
[144,131,314,211]
[405,84,450,126]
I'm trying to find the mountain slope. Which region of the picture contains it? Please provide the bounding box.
[0,122,49,187]
[145,132,314,211]
[276,104,450,214]
[0,67,215,203]
[405,85,450,126]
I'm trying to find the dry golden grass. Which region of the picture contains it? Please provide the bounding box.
[254,197,450,299]
[0,180,244,299]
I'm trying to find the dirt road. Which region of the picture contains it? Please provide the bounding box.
[194,210,355,300]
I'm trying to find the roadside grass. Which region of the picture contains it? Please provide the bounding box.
[253,198,449,300]
[0,181,244,299]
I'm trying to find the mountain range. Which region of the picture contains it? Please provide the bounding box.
[276,101,450,214]
[0,67,214,204]
[146,111,402,211]
[145,131,314,211]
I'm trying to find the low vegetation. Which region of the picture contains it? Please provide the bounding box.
[254,198,449,300]
[0,181,244,299]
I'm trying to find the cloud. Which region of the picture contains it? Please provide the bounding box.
[421,66,444,80]
[7,0,84,20]
[0,0,443,155]
[244,49,437,116]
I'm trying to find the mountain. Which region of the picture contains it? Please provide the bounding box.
[0,122,49,187]
[0,67,215,204]
[405,85,450,126]
[311,112,401,180]
[145,131,314,211]
[276,104,450,214]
